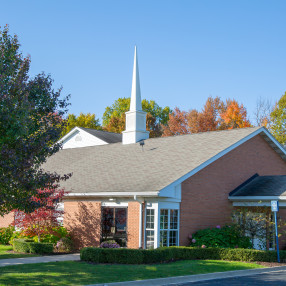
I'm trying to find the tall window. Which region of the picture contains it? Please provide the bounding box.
[160,209,179,247]
[101,207,127,247]
[145,209,155,249]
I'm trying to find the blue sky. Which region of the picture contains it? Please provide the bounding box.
[1,1,286,123]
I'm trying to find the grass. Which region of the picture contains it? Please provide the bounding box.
[0,260,264,285]
[0,245,39,259]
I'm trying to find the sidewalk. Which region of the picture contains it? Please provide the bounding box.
[90,266,286,286]
[0,253,80,267]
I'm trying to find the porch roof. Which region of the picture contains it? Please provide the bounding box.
[229,175,286,200]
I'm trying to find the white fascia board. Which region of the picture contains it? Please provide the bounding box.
[229,196,286,201]
[260,127,286,156]
[159,127,266,194]
[57,127,81,144]
[159,127,286,194]
[65,192,159,197]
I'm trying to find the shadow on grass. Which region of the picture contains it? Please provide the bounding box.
[0,260,263,286]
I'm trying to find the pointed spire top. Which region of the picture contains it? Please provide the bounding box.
[130,46,142,111]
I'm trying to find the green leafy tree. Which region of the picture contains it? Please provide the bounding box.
[270,92,286,145]
[0,25,70,215]
[62,113,101,136]
[103,97,170,137]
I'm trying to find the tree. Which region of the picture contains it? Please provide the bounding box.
[219,99,251,129]
[0,25,70,215]
[103,97,170,137]
[270,92,286,145]
[188,96,224,133]
[163,97,251,137]
[13,188,65,242]
[162,107,189,136]
[254,97,272,128]
[232,207,284,250]
[62,113,101,136]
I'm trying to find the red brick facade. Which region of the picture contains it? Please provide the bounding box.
[0,212,14,227]
[180,134,286,246]
[64,200,101,249]
[127,201,141,249]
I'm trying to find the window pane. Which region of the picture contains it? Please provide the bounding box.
[160,230,168,247]
[169,230,178,246]
[102,208,114,234]
[146,230,154,249]
[170,209,178,229]
[160,209,168,229]
[146,209,155,229]
[115,208,127,232]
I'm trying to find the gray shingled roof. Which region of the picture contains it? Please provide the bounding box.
[79,127,122,144]
[230,175,286,197]
[44,127,266,194]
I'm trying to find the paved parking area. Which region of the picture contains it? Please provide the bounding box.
[174,269,286,285]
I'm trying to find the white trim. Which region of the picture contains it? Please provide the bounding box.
[229,196,286,201]
[101,202,128,207]
[233,201,286,207]
[262,128,286,156]
[65,192,158,197]
[58,127,81,144]
[159,127,286,194]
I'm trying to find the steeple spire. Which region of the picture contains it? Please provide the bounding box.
[130,46,142,111]
[122,46,149,144]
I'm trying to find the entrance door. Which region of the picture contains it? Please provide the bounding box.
[101,207,127,247]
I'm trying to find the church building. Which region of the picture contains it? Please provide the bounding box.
[1,47,286,250]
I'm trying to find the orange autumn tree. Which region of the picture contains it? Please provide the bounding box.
[188,96,224,133]
[162,97,251,137]
[220,99,251,129]
[161,107,189,136]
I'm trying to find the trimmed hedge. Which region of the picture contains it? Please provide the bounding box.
[13,239,53,254]
[80,246,285,264]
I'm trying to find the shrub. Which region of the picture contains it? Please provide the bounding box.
[81,248,144,264]
[13,239,53,254]
[0,226,14,245]
[9,230,32,245]
[190,224,252,249]
[55,237,74,253]
[100,240,120,248]
[80,246,286,264]
[31,226,71,244]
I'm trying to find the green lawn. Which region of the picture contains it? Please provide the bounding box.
[0,260,264,286]
[0,245,39,259]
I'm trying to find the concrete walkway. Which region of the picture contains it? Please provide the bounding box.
[90,266,286,286]
[0,253,80,267]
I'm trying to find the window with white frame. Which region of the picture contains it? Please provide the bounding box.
[160,209,179,247]
[145,209,155,249]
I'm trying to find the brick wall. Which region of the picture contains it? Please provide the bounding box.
[180,134,286,246]
[127,201,141,249]
[64,200,101,249]
[0,212,14,227]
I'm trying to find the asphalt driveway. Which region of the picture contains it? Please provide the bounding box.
[177,269,286,285]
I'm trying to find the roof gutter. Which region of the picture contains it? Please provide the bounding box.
[65,191,159,198]
[229,195,286,201]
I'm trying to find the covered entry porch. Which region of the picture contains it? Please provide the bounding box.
[229,174,286,250]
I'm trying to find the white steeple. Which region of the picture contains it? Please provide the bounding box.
[122,47,149,144]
